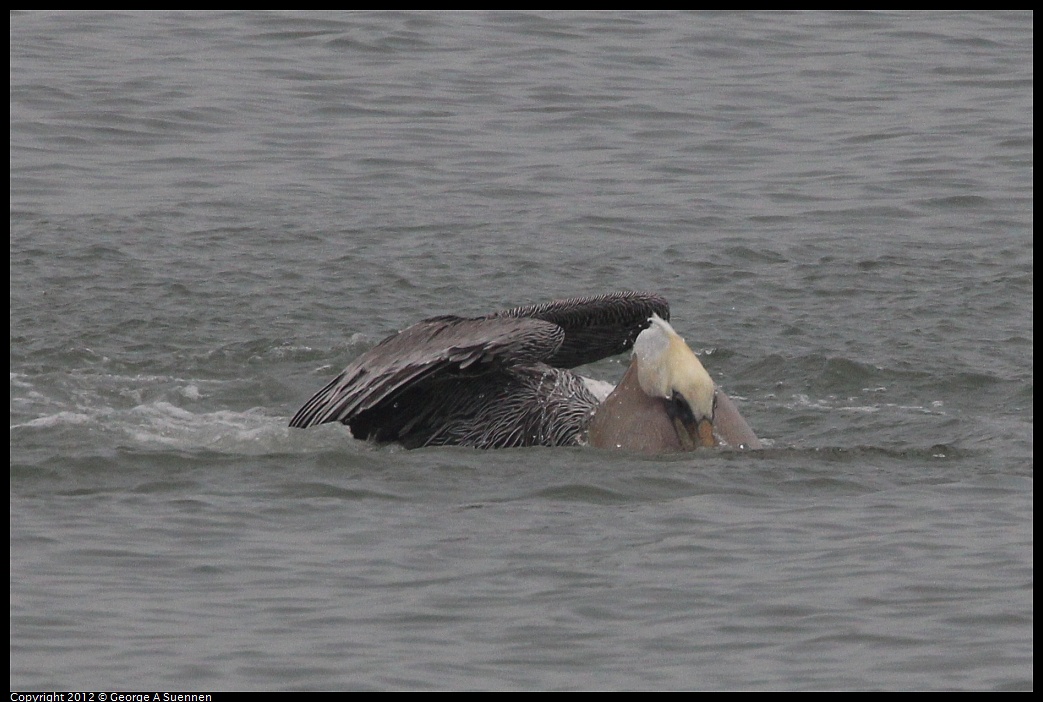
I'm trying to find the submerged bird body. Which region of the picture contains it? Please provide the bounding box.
[289,292,760,452]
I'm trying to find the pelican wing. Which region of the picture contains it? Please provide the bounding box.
[288,315,565,429]
[493,290,669,368]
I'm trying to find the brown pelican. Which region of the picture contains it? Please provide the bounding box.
[289,291,760,452]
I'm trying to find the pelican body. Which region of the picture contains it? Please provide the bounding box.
[289,292,760,453]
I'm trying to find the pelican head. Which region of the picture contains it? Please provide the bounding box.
[588,313,720,452]
[632,314,716,449]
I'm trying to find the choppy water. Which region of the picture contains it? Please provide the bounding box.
[10,11,1032,691]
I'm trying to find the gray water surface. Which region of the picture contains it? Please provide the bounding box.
[10,11,1033,690]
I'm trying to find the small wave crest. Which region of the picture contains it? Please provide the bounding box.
[10,370,318,456]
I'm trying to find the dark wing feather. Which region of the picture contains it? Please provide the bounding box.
[492,290,669,368]
[288,315,565,428]
[352,364,601,448]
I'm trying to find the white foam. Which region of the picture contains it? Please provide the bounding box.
[10,371,311,454]
[126,402,290,453]
[13,411,94,429]
[787,393,947,416]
